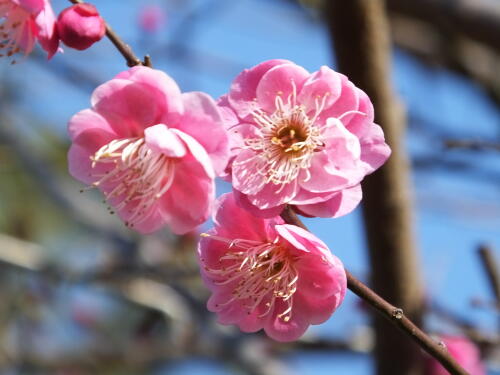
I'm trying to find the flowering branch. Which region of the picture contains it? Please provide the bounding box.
[280,206,470,375]
[68,0,143,67]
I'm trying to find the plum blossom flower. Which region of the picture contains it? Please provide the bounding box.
[426,336,485,375]
[198,192,346,342]
[219,59,391,218]
[68,66,229,234]
[138,4,166,34]
[57,3,105,51]
[0,0,59,60]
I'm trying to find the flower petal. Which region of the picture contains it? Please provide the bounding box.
[228,59,291,120]
[294,184,362,218]
[256,63,309,114]
[298,66,342,115]
[144,124,186,158]
[177,92,229,176]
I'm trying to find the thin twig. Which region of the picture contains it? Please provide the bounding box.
[68,0,143,67]
[445,140,500,152]
[279,206,469,375]
[478,245,500,304]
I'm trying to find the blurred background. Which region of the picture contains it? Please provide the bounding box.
[0,0,499,374]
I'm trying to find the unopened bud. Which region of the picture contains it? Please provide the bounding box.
[57,3,105,51]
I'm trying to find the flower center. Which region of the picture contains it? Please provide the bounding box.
[89,137,174,228]
[237,83,329,189]
[0,2,32,63]
[201,234,299,322]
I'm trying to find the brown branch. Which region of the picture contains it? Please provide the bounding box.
[445,140,500,152]
[386,0,500,54]
[325,1,423,374]
[478,245,500,304]
[280,208,469,375]
[68,0,143,67]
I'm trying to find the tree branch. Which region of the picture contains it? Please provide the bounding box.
[325,1,424,373]
[68,0,143,67]
[280,207,469,375]
[478,245,500,305]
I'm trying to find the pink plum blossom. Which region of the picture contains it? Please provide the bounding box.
[219,59,391,218]
[57,3,105,51]
[0,0,59,60]
[138,4,166,34]
[68,66,229,234]
[426,336,485,375]
[198,192,347,342]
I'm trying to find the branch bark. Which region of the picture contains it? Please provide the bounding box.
[280,208,469,375]
[325,1,424,374]
[386,0,500,53]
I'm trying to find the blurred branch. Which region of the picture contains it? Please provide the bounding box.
[280,207,469,375]
[431,302,500,349]
[325,1,424,374]
[478,245,500,305]
[389,14,500,105]
[386,0,500,54]
[444,140,500,152]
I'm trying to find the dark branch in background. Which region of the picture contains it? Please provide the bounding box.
[68,0,144,67]
[445,140,500,152]
[280,208,469,375]
[389,14,500,106]
[386,0,500,55]
[325,1,424,374]
[478,245,500,307]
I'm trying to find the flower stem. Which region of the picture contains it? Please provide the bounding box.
[280,206,469,375]
[68,0,143,67]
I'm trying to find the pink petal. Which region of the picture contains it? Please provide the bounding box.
[170,129,215,179]
[144,124,186,158]
[35,0,59,59]
[297,66,342,115]
[211,192,282,242]
[298,152,350,193]
[217,94,239,128]
[118,206,165,235]
[294,184,362,218]
[231,149,267,196]
[318,75,359,126]
[359,123,392,174]
[233,189,284,219]
[159,152,214,235]
[295,255,347,300]
[344,88,375,138]
[114,66,184,118]
[255,63,309,114]
[264,298,310,342]
[293,292,344,325]
[15,0,43,14]
[68,109,117,141]
[275,224,331,258]
[228,59,291,120]
[67,128,116,185]
[177,92,229,176]
[247,179,299,209]
[289,189,337,205]
[91,78,165,138]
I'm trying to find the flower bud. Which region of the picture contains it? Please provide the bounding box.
[57,3,105,51]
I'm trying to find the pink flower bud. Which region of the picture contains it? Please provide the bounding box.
[57,3,105,51]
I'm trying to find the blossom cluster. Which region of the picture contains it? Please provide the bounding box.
[0,0,104,61]
[66,59,392,340]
